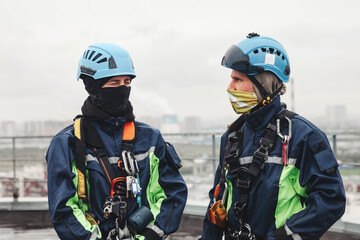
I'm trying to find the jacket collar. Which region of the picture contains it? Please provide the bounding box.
[245,96,283,131]
[97,117,128,135]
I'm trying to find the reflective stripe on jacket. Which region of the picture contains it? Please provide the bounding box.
[46,117,188,240]
[201,96,346,240]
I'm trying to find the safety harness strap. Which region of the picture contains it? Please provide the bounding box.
[249,109,296,180]
[123,121,135,141]
[248,119,278,178]
[74,116,88,201]
[224,118,245,183]
[224,109,297,239]
[74,117,136,196]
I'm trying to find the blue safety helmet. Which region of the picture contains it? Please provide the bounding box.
[77,43,136,81]
[221,33,290,82]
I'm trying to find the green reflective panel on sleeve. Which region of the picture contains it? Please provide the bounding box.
[146,152,167,222]
[65,161,102,239]
[275,165,308,229]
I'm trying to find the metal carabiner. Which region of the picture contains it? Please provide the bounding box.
[276,116,292,142]
[122,150,133,176]
[219,182,228,208]
[230,230,240,238]
[243,223,256,240]
[126,151,136,174]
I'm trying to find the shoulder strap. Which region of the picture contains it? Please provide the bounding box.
[278,109,297,119]
[123,121,135,142]
[83,120,116,185]
[248,108,297,178]
[74,116,88,201]
[216,119,245,200]
[232,108,297,226]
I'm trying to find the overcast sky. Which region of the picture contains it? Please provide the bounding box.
[1,0,359,125]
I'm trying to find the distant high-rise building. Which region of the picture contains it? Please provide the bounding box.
[137,116,162,130]
[23,121,43,136]
[326,105,347,129]
[22,120,71,136]
[0,121,16,136]
[43,121,71,136]
[183,116,201,133]
[161,114,180,133]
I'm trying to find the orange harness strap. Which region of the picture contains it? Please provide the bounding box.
[123,121,135,141]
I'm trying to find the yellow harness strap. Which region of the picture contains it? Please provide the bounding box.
[74,117,87,199]
[74,118,82,140]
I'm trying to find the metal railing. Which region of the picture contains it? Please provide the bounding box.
[0,133,224,199]
[0,133,360,235]
[0,132,360,199]
[0,136,52,199]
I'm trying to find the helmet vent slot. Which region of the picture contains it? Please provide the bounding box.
[276,51,281,56]
[261,48,266,52]
[85,50,90,59]
[282,55,285,60]
[269,48,274,54]
[97,57,107,63]
[92,53,102,62]
[253,49,259,54]
[88,51,95,60]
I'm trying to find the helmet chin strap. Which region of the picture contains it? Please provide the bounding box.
[248,75,284,113]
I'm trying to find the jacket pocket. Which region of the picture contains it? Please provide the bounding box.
[165,142,182,169]
[60,218,81,240]
[164,201,178,228]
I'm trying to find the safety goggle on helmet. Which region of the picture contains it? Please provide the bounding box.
[221,33,290,83]
[77,43,136,81]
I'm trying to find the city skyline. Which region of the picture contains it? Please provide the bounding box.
[1,0,360,125]
[0,105,357,137]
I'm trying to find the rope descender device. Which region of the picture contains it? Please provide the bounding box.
[207,182,228,228]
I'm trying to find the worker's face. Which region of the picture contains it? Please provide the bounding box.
[227,70,255,93]
[102,75,132,88]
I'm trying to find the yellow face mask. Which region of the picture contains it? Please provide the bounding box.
[227,89,258,114]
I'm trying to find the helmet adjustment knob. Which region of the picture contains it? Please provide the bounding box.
[247,32,260,38]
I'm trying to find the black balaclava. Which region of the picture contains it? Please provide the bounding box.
[81,75,135,120]
[97,85,131,115]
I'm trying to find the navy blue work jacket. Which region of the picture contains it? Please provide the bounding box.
[201,97,345,240]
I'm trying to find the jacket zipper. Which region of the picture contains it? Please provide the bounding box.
[253,131,256,150]
[60,218,81,240]
[115,117,119,129]
[164,201,178,228]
